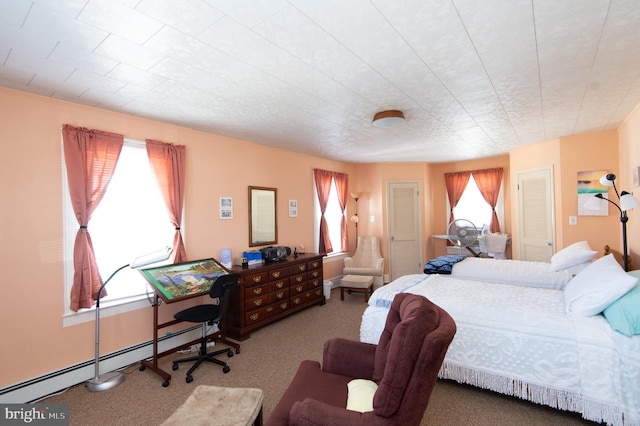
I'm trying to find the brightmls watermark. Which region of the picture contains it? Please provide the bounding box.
[1,404,68,425]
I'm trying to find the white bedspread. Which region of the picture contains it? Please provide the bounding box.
[361,274,640,426]
[451,257,588,290]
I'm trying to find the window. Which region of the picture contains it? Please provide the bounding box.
[453,175,493,228]
[447,172,504,230]
[62,139,175,323]
[313,174,347,255]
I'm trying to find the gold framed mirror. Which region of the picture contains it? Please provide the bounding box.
[249,186,277,247]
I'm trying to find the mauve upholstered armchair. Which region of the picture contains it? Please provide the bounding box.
[266,293,456,425]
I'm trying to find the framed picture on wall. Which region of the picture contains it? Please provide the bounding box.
[289,200,298,217]
[577,170,608,216]
[220,197,233,219]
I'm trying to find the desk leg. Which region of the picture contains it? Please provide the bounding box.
[139,294,172,387]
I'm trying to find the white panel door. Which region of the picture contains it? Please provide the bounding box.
[387,181,422,281]
[516,166,555,261]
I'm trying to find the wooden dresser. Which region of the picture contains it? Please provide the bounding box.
[225,253,325,341]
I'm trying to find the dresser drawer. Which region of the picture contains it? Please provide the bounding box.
[244,271,268,286]
[290,288,322,307]
[308,276,322,289]
[244,283,269,299]
[269,267,291,280]
[290,272,307,286]
[291,262,307,274]
[245,301,289,325]
[270,288,289,303]
[290,282,308,295]
[269,278,289,292]
[308,269,321,280]
[307,259,322,271]
[245,294,269,312]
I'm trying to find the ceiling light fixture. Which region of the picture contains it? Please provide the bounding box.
[372,110,405,128]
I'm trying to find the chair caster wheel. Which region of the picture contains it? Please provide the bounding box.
[235,348,240,354]
[139,365,146,371]
[186,375,193,383]
[227,350,234,358]
[223,365,230,374]
[172,364,179,371]
[162,380,170,387]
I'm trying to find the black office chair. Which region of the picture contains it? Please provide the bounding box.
[172,273,240,383]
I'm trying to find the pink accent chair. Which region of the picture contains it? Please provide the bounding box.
[266,293,456,425]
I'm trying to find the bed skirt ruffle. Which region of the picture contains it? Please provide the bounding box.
[439,362,630,426]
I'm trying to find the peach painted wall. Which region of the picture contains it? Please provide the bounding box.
[557,132,619,255]
[618,103,640,267]
[508,132,620,259]
[429,156,511,258]
[351,162,432,275]
[508,138,561,258]
[0,88,353,387]
[3,84,640,392]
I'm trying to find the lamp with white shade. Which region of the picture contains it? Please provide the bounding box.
[583,173,640,271]
[86,246,173,392]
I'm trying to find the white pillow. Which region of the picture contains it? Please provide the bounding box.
[346,379,378,413]
[564,254,637,316]
[550,241,597,271]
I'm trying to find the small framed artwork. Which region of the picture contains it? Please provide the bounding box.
[577,170,608,216]
[289,199,298,217]
[633,166,640,187]
[220,197,233,219]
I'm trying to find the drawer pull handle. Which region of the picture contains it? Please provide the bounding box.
[253,288,262,295]
[272,271,280,278]
[296,276,303,283]
[250,313,259,321]
[296,285,303,292]
[311,261,319,268]
[280,303,288,309]
[299,265,306,271]
[253,299,262,307]
[311,271,319,278]
[267,307,273,312]
[276,282,284,288]
[276,291,284,299]
[293,298,300,304]
[252,276,262,283]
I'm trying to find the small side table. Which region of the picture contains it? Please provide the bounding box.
[340,275,374,303]
[161,385,263,426]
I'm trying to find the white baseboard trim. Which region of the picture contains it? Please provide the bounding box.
[0,326,202,403]
[325,276,343,288]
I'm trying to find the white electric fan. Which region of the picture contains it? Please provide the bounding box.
[446,219,480,256]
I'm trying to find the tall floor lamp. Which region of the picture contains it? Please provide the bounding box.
[583,173,640,271]
[87,246,173,392]
[350,192,362,245]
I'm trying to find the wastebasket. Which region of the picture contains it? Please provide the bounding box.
[323,280,332,299]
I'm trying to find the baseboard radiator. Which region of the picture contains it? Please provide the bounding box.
[0,326,202,403]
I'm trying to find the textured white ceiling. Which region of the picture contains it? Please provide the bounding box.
[2,0,639,163]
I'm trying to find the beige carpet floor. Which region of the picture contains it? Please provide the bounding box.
[43,288,595,425]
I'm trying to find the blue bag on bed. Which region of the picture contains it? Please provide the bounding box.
[423,255,467,274]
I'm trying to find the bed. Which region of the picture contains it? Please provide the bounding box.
[424,241,598,290]
[360,264,640,425]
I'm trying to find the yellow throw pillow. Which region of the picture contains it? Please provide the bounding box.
[346,379,378,413]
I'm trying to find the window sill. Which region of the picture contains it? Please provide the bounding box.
[323,252,347,262]
[62,294,152,327]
